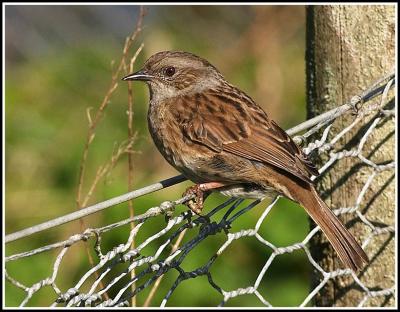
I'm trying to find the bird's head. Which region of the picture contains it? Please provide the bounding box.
[122,51,223,100]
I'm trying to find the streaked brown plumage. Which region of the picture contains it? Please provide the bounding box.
[123,51,368,271]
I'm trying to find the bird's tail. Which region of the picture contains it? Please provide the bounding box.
[288,183,368,271]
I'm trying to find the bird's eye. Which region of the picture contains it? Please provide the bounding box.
[164,66,176,77]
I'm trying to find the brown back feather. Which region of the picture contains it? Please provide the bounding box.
[181,86,319,183]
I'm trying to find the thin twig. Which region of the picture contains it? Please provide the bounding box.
[72,7,147,302]
[124,7,146,307]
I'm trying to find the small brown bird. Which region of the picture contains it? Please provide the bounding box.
[123,51,368,271]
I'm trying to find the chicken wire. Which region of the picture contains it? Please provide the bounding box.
[5,72,396,307]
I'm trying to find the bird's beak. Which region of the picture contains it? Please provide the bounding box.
[122,69,153,81]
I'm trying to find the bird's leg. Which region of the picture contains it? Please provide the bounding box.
[183,182,226,215]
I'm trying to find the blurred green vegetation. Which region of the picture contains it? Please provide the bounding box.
[5,5,312,307]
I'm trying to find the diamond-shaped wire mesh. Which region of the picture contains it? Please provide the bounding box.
[5,73,395,307]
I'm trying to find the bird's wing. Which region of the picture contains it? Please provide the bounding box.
[182,90,319,183]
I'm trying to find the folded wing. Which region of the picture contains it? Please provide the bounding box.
[182,90,319,183]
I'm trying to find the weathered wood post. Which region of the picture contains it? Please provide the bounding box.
[306,5,395,307]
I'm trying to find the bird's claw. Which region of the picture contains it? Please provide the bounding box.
[183,184,205,215]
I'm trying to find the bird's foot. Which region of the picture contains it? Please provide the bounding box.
[183,184,206,215]
[183,182,226,215]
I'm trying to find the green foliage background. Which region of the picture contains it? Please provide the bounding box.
[5,5,312,307]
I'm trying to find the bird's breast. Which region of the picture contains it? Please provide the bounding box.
[147,100,211,180]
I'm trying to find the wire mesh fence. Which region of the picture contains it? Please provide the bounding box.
[5,72,395,307]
